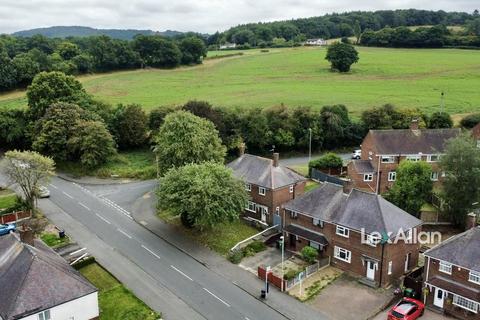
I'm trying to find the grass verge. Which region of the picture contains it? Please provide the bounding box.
[0,193,18,209]
[79,262,160,320]
[40,232,70,248]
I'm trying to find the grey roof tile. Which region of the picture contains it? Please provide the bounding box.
[351,160,375,174]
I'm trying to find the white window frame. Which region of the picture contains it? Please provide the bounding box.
[381,156,395,163]
[366,234,381,247]
[427,154,439,162]
[363,173,373,182]
[258,205,268,215]
[453,294,479,313]
[388,171,396,182]
[290,210,298,219]
[334,246,351,263]
[406,155,421,162]
[246,201,256,212]
[388,261,393,275]
[469,271,480,285]
[336,225,350,238]
[431,171,439,181]
[439,261,452,275]
[245,183,251,191]
[258,187,266,196]
[289,185,294,193]
[38,310,51,320]
[312,218,323,228]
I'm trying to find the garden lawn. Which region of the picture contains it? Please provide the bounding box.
[40,233,70,248]
[0,193,17,209]
[79,262,160,320]
[1,47,479,116]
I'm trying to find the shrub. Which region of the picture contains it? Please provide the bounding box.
[227,250,244,264]
[301,246,318,264]
[284,269,300,280]
[309,153,343,175]
[245,240,266,253]
[460,113,480,129]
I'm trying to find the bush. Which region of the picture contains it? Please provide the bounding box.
[301,246,318,264]
[245,240,267,253]
[284,269,300,280]
[227,250,244,264]
[460,113,480,129]
[309,153,343,175]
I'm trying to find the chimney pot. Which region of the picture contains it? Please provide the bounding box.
[19,226,34,246]
[239,143,246,156]
[273,153,279,167]
[466,212,477,230]
[410,119,419,131]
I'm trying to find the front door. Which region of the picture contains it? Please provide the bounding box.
[366,261,375,280]
[433,288,445,308]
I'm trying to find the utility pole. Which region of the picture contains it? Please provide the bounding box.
[440,91,445,113]
[308,128,312,163]
[280,236,285,291]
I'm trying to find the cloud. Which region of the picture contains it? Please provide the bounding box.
[0,0,478,34]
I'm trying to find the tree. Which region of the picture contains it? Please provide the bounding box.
[0,49,16,91]
[67,120,116,168]
[148,106,178,132]
[157,162,248,229]
[0,109,28,149]
[353,20,362,44]
[460,113,480,129]
[309,153,343,175]
[301,246,318,264]
[111,104,148,149]
[133,35,181,68]
[154,111,226,175]
[440,133,480,226]
[1,150,55,210]
[26,71,87,119]
[12,53,40,86]
[385,161,433,216]
[428,111,453,129]
[179,37,207,64]
[466,18,480,36]
[325,42,359,72]
[57,42,80,60]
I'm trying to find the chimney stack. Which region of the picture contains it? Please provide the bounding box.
[273,153,279,167]
[466,212,477,230]
[19,225,34,246]
[410,119,419,131]
[239,143,246,156]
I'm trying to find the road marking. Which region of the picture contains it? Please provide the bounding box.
[50,184,58,189]
[245,317,251,320]
[203,288,230,307]
[170,265,193,281]
[69,247,86,256]
[141,245,161,259]
[78,202,91,211]
[117,228,132,239]
[62,191,74,199]
[95,213,111,224]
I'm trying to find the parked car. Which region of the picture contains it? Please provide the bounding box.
[387,297,424,320]
[37,186,50,198]
[352,149,361,159]
[0,223,16,236]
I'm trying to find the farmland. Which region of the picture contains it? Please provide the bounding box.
[0,46,479,116]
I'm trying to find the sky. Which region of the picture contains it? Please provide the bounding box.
[0,0,478,34]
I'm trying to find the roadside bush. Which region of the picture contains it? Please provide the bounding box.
[309,153,343,175]
[284,269,300,280]
[227,250,244,264]
[245,240,267,253]
[301,246,318,264]
[460,113,480,129]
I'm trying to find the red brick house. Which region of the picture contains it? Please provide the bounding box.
[424,224,480,319]
[348,120,461,193]
[227,152,307,226]
[282,183,422,287]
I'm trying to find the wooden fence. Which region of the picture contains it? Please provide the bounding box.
[0,211,31,224]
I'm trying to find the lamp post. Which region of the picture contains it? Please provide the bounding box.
[280,235,285,291]
[308,128,312,163]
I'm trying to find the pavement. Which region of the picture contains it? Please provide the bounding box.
[371,309,452,320]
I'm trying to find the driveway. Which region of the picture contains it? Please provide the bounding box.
[372,309,452,320]
[239,246,293,275]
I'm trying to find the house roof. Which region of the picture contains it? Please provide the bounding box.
[0,233,97,320]
[227,154,306,189]
[368,128,460,155]
[350,160,375,174]
[284,224,328,247]
[284,183,422,235]
[428,276,480,301]
[424,226,480,272]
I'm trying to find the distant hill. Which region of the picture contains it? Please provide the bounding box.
[12,26,183,40]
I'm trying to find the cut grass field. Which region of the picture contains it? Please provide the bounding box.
[1,46,479,116]
[79,262,160,320]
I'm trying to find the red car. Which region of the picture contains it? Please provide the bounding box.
[387,297,425,320]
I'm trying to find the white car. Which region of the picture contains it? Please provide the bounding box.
[37,186,50,198]
[352,149,361,160]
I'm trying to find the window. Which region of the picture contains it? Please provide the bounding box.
[366,234,381,247]
[406,155,421,162]
[427,155,439,162]
[381,156,395,163]
[363,173,373,182]
[388,261,393,275]
[310,241,320,250]
[469,271,480,285]
[334,246,351,263]
[388,171,396,182]
[38,310,51,320]
[258,205,268,215]
[275,207,280,215]
[245,183,251,191]
[453,295,479,313]
[439,261,452,274]
[431,172,439,181]
[258,187,266,196]
[336,225,349,238]
[290,210,298,219]
[246,201,256,212]
[289,185,294,193]
[313,218,323,228]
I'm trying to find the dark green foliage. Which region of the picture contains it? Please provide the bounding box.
[227,250,244,264]
[111,104,148,149]
[361,104,426,129]
[325,42,359,72]
[179,37,207,64]
[301,246,318,264]
[133,35,181,68]
[226,241,266,264]
[0,49,16,91]
[309,153,343,173]
[460,113,480,129]
[148,106,179,132]
[0,109,28,149]
[428,112,453,129]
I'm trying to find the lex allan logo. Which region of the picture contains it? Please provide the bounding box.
[361,228,442,245]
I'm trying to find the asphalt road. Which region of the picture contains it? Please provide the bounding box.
[44,176,289,320]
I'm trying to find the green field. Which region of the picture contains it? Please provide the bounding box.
[1,46,479,116]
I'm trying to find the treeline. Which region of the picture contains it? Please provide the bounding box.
[361,22,480,48]
[0,33,207,92]
[207,9,478,48]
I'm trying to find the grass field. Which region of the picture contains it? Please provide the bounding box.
[1,46,479,116]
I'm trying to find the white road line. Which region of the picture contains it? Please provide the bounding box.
[62,191,74,199]
[170,265,193,281]
[117,228,132,239]
[245,317,251,320]
[95,213,111,225]
[50,184,58,189]
[203,288,231,307]
[141,245,161,259]
[78,202,91,211]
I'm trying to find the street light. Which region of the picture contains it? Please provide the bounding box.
[280,235,285,291]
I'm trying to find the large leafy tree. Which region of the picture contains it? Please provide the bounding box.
[385,161,433,216]
[325,42,359,72]
[179,37,207,64]
[0,49,16,91]
[154,111,226,175]
[428,111,453,129]
[440,133,480,226]
[1,150,55,210]
[112,104,148,149]
[133,35,181,68]
[0,109,28,149]
[12,53,41,86]
[157,162,248,229]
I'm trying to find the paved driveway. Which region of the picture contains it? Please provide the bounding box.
[372,309,452,320]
